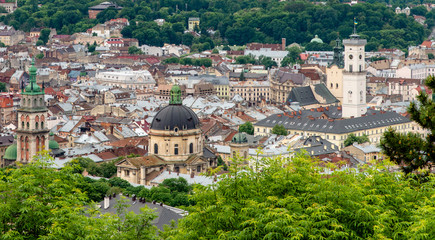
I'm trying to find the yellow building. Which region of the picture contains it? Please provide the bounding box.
[254,106,412,149]
[188,17,200,31]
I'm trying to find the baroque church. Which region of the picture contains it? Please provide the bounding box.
[3,60,61,166]
[116,85,216,185]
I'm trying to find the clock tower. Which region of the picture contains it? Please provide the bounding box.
[342,33,367,118]
[16,60,49,163]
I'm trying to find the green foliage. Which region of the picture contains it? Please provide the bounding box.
[109,177,131,189]
[0,151,158,239]
[128,46,143,55]
[162,152,435,239]
[68,157,118,178]
[88,44,96,53]
[239,71,245,81]
[35,52,44,59]
[380,75,435,175]
[211,48,219,54]
[6,1,426,50]
[239,121,254,135]
[217,155,228,171]
[428,53,434,59]
[0,82,6,92]
[281,46,303,67]
[344,133,370,147]
[411,5,427,16]
[38,28,50,45]
[161,177,192,193]
[35,39,44,46]
[271,124,288,136]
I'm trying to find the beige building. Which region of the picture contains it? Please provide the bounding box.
[269,70,307,104]
[104,89,137,104]
[229,80,270,105]
[326,65,344,102]
[344,142,384,163]
[0,28,24,46]
[188,17,200,31]
[116,85,216,185]
[254,106,412,149]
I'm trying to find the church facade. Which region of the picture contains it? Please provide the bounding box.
[116,85,216,185]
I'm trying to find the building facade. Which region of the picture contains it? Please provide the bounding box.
[342,33,367,118]
[16,61,49,163]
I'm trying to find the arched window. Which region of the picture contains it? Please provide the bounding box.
[35,122,38,129]
[41,122,44,129]
[26,122,29,129]
[40,98,43,106]
[36,136,40,152]
[174,144,179,155]
[22,121,24,129]
[154,143,158,154]
[33,99,37,107]
[189,143,193,154]
[27,99,30,106]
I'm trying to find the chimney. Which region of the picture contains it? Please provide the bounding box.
[282,38,286,50]
[104,196,110,209]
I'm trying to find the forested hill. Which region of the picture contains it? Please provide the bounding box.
[2,0,431,51]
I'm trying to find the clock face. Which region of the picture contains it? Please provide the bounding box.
[349,54,353,59]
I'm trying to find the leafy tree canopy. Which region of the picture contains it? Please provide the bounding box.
[272,124,288,136]
[239,121,254,135]
[162,152,435,239]
[344,133,370,147]
[380,75,435,175]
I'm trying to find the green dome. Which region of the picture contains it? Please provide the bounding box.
[310,35,323,44]
[49,140,59,149]
[23,59,43,95]
[232,132,248,144]
[4,143,17,160]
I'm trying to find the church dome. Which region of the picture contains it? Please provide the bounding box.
[232,132,248,144]
[4,143,17,160]
[310,35,323,44]
[150,85,200,131]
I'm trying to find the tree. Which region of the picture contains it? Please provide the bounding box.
[36,39,44,46]
[88,44,96,52]
[271,124,288,136]
[161,177,191,193]
[239,71,245,81]
[239,121,254,135]
[161,152,435,239]
[128,46,143,54]
[38,28,51,45]
[0,82,6,92]
[36,52,44,59]
[380,75,435,175]
[428,53,434,59]
[344,133,370,147]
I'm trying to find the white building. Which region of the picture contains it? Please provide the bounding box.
[342,33,367,118]
[95,70,156,90]
[244,49,288,67]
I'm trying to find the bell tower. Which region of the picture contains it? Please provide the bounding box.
[16,60,49,163]
[342,32,367,118]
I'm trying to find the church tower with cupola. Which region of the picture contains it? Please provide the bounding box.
[342,31,367,118]
[16,60,49,163]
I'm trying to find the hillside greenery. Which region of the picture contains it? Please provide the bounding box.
[161,152,435,239]
[1,0,432,51]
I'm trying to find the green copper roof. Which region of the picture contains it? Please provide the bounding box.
[169,85,182,105]
[49,140,59,149]
[310,35,323,44]
[23,59,44,95]
[232,132,248,144]
[4,143,17,160]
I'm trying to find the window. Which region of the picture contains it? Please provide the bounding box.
[174,144,179,155]
[41,122,44,129]
[125,170,130,176]
[35,122,38,129]
[154,143,158,154]
[197,165,201,172]
[359,65,362,72]
[349,65,353,72]
[22,121,24,129]
[27,122,29,129]
[189,143,193,154]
